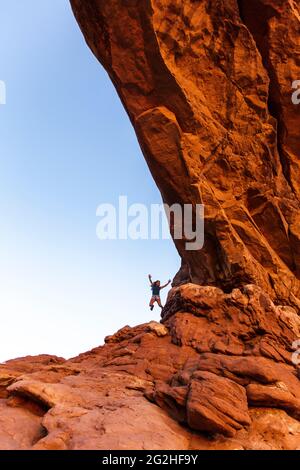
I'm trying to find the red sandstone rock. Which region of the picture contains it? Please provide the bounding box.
[70,0,300,308]
[0,286,299,449]
[1,0,299,451]
[187,371,251,437]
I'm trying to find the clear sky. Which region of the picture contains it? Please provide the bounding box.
[0,0,180,362]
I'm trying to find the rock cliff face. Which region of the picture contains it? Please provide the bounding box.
[70,0,300,309]
[0,0,299,450]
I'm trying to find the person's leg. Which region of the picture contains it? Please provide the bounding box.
[157,297,163,309]
[149,296,155,310]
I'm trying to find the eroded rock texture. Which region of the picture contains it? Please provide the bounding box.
[1,0,299,451]
[70,0,300,308]
[0,290,299,450]
[68,0,300,449]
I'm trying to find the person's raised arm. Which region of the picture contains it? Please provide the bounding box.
[148,274,153,286]
[161,279,171,289]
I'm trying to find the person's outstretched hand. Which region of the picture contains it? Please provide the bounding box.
[168,279,171,283]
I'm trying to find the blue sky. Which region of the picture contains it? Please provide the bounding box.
[0,0,179,362]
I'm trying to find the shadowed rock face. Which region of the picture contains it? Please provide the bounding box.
[70,0,300,308]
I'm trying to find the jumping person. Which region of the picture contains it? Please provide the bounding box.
[148,274,171,311]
